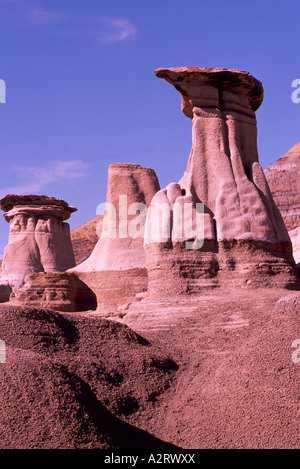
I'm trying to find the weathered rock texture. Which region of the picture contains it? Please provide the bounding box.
[0,305,178,449]
[264,141,300,232]
[0,195,77,295]
[72,163,160,309]
[144,67,298,296]
[9,272,97,312]
[289,227,300,266]
[264,142,300,266]
[120,289,300,449]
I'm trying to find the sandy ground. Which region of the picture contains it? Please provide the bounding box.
[114,288,300,448]
[1,287,300,449]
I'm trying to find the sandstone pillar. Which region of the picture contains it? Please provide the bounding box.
[72,163,160,310]
[0,194,77,296]
[144,67,298,294]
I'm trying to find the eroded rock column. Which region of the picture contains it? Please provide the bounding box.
[72,163,160,310]
[144,67,299,294]
[0,194,77,295]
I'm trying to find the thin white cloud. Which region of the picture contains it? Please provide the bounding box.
[23,6,68,25]
[0,1,137,44]
[44,15,137,45]
[0,0,66,26]
[90,17,137,45]
[0,160,89,198]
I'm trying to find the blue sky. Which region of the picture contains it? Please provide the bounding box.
[0,0,300,257]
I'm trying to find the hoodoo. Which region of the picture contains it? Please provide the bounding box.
[1,67,298,310]
[71,163,160,310]
[0,194,77,300]
[144,67,298,296]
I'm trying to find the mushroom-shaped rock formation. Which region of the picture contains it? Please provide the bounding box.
[71,163,160,310]
[144,67,299,295]
[0,194,77,297]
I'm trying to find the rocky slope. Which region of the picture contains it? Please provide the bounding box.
[1,289,300,449]
[0,305,178,449]
[120,288,300,449]
[70,216,102,265]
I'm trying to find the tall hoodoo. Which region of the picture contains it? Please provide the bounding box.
[73,163,160,272]
[72,163,160,309]
[0,194,77,296]
[144,67,298,295]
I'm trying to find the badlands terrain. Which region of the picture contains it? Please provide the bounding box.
[0,67,300,449]
[1,288,300,449]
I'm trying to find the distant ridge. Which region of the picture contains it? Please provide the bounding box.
[264,141,300,232]
[70,216,102,265]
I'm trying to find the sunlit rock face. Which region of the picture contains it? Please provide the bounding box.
[144,67,298,296]
[71,163,160,310]
[0,194,77,295]
[289,227,300,266]
[73,163,160,272]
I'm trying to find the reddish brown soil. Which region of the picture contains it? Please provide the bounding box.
[0,306,178,449]
[120,289,300,449]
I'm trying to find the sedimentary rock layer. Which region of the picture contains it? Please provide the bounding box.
[264,141,300,232]
[10,272,97,312]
